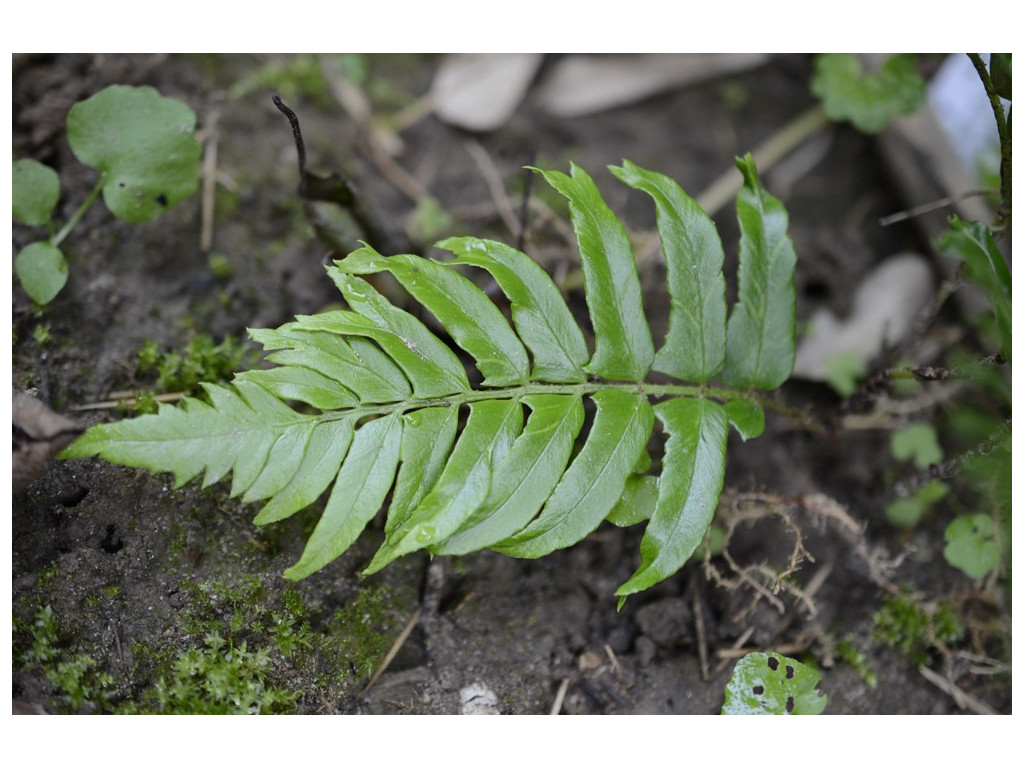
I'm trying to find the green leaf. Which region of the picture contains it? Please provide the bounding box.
[438,236,589,382]
[387,407,460,536]
[366,399,524,572]
[609,160,726,382]
[321,270,471,397]
[532,164,655,381]
[13,159,60,226]
[335,245,529,386]
[990,54,1011,102]
[285,414,402,579]
[235,365,358,411]
[436,394,585,554]
[407,195,453,244]
[253,419,355,525]
[63,380,316,493]
[493,390,654,559]
[616,398,727,600]
[62,160,799,596]
[721,155,797,389]
[944,514,1000,579]
[884,480,948,529]
[66,85,201,223]
[723,398,764,441]
[723,651,827,715]
[811,53,926,133]
[937,217,1011,363]
[15,241,68,304]
[823,351,868,398]
[606,475,658,528]
[248,323,409,404]
[891,423,943,470]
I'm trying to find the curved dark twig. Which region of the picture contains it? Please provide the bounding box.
[272,94,306,180]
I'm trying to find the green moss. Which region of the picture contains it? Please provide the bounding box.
[835,636,877,688]
[126,631,297,714]
[207,252,233,279]
[17,560,404,713]
[326,585,397,678]
[871,590,964,665]
[132,577,396,711]
[136,333,249,395]
[13,605,115,713]
[36,564,59,589]
[32,322,51,346]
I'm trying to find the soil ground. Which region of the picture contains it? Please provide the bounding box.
[11,53,1011,714]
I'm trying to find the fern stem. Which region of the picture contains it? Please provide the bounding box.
[966,53,1011,226]
[308,380,765,425]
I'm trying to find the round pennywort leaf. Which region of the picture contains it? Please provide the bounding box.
[13,159,60,227]
[944,514,1000,579]
[723,651,827,715]
[812,53,926,134]
[891,423,943,469]
[15,241,68,304]
[66,85,201,223]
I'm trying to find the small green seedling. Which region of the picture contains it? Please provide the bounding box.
[890,423,943,470]
[944,514,1000,579]
[884,479,948,529]
[823,351,868,398]
[885,425,946,528]
[13,85,201,304]
[811,53,926,134]
[722,651,827,715]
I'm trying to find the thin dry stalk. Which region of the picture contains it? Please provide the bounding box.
[463,138,521,238]
[200,110,220,252]
[362,608,422,695]
[549,677,571,715]
[917,664,999,715]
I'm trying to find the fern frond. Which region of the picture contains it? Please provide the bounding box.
[62,155,797,598]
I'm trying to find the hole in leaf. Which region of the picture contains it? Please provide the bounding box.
[786,665,795,679]
[767,656,779,671]
[785,696,794,713]
[156,193,168,206]
[752,685,764,695]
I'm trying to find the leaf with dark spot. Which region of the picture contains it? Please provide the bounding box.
[723,651,827,715]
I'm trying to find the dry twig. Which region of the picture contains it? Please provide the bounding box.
[463,138,521,239]
[199,110,220,252]
[917,664,999,715]
[362,608,422,695]
[549,677,571,715]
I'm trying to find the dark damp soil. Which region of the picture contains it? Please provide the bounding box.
[12,53,1010,714]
